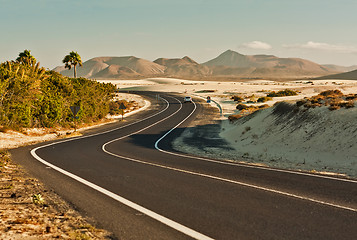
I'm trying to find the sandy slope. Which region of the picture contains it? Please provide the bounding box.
[220,103,357,178]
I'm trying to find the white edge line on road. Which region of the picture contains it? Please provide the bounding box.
[155,100,357,184]
[102,97,357,212]
[105,98,357,213]
[151,101,357,212]
[30,147,214,240]
[31,95,215,240]
[103,149,357,213]
[102,97,357,213]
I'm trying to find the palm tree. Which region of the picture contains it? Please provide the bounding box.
[16,49,37,66]
[62,51,83,78]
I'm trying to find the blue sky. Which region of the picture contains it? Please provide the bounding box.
[1,0,357,68]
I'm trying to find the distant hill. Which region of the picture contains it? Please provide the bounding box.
[322,64,357,73]
[54,56,166,79]
[153,56,211,77]
[315,69,357,80]
[202,50,336,78]
[53,50,349,80]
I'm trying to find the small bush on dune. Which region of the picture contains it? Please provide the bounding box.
[297,89,356,110]
[346,94,357,101]
[319,90,343,98]
[195,90,216,93]
[228,114,243,122]
[257,96,272,103]
[236,104,249,110]
[231,95,244,102]
[258,104,269,109]
[328,105,340,111]
[267,89,298,97]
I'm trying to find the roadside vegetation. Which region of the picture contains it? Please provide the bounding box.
[267,89,298,97]
[229,89,357,122]
[0,50,116,130]
[296,90,356,110]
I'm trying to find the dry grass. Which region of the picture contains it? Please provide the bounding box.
[229,104,269,122]
[0,151,113,239]
[297,90,356,111]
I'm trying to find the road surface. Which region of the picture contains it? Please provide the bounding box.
[11,92,357,239]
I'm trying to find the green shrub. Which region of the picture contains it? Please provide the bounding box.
[231,95,244,102]
[257,96,272,103]
[236,104,249,110]
[0,61,116,129]
[267,89,298,97]
[319,90,343,97]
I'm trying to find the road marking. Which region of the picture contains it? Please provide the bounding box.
[155,102,357,184]
[30,147,214,240]
[104,98,357,212]
[31,95,214,240]
[103,148,357,213]
[30,93,357,239]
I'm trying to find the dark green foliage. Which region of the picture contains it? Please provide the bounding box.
[236,103,249,110]
[231,95,244,102]
[267,89,298,97]
[0,61,115,129]
[257,96,272,103]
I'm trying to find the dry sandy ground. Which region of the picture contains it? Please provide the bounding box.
[102,78,357,178]
[0,151,113,239]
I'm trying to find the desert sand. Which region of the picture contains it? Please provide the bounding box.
[100,77,357,178]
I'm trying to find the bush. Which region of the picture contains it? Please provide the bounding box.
[298,90,356,110]
[0,61,116,129]
[257,96,272,103]
[319,90,343,97]
[195,90,216,93]
[231,95,244,102]
[236,104,249,110]
[228,114,243,122]
[267,89,298,97]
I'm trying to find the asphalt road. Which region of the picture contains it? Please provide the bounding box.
[11,92,357,239]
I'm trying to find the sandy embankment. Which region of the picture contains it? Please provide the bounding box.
[220,103,357,177]
[0,93,147,150]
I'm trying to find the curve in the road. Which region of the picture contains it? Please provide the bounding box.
[29,93,357,239]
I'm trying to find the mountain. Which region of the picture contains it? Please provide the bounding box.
[53,50,348,80]
[153,56,211,77]
[202,50,337,78]
[54,56,166,79]
[315,69,357,80]
[322,64,357,73]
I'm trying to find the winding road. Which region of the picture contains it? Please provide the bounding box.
[11,92,357,239]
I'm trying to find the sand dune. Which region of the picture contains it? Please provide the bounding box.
[220,102,357,177]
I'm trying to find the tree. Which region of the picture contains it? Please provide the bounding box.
[62,51,83,78]
[16,49,37,66]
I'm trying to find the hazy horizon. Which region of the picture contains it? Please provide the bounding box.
[1,0,357,69]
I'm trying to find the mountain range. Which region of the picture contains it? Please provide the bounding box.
[53,50,357,80]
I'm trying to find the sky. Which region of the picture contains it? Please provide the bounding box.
[1,0,357,69]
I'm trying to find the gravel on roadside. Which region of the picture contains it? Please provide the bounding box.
[0,150,114,239]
